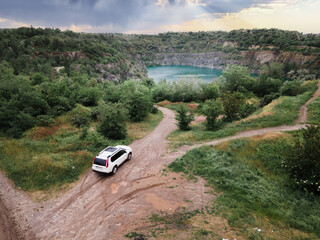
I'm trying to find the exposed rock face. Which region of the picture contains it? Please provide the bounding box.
[241,50,318,67]
[95,61,148,83]
[148,50,318,70]
[149,52,239,69]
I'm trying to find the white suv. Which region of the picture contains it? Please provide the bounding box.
[92,145,132,174]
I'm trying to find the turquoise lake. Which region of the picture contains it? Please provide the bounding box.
[147,65,222,83]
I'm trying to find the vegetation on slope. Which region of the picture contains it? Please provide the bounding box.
[168,133,320,239]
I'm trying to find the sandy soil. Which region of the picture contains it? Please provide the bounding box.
[0,81,319,240]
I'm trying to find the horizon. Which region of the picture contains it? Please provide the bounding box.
[0,0,319,34]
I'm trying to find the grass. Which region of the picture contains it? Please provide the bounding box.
[168,82,318,146]
[0,111,163,193]
[308,96,320,123]
[168,134,320,239]
[127,110,163,139]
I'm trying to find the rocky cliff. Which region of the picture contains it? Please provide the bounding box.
[146,50,319,70]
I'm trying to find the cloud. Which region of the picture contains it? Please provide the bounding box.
[0,0,318,33]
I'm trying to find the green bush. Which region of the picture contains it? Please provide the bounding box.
[259,93,280,107]
[175,105,194,131]
[119,80,153,122]
[203,83,220,100]
[71,104,91,128]
[98,103,128,140]
[222,91,245,122]
[254,77,282,97]
[76,87,101,106]
[284,124,320,194]
[200,99,223,130]
[218,65,255,93]
[280,80,302,96]
[239,102,258,118]
[36,115,56,127]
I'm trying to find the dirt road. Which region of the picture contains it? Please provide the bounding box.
[0,81,319,240]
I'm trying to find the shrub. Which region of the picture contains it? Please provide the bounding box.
[36,115,56,127]
[200,99,223,130]
[97,103,128,140]
[280,80,301,96]
[119,80,153,122]
[259,93,280,107]
[71,104,91,128]
[284,124,320,194]
[76,87,101,106]
[218,65,255,93]
[175,105,194,131]
[239,102,258,118]
[222,91,245,122]
[254,77,282,97]
[203,83,220,100]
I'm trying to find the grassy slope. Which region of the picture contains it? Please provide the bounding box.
[168,81,318,147]
[168,134,320,239]
[308,96,320,123]
[0,111,163,192]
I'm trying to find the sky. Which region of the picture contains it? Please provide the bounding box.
[0,0,319,34]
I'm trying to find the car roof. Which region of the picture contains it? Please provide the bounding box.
[97,146,128,159]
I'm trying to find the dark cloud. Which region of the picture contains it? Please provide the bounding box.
[0,0,151,28]
[0,0,279,31]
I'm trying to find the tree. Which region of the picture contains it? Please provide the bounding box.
[219,65,255,93]
[97,103,128,140]
[119,80,153,122]
[0,64,49,137]
[260,62,284,80]
[254,77,282,97]
[175,105,194,131]
[284,124,320,195]
[71,104,91,128]
[280,80,301,96]
[200,99,223,130]
[222,91,245,122]
[203,83,220,100]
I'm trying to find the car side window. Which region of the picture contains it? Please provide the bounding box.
[111,150,127,162]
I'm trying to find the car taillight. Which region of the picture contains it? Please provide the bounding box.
[106,158,109,168]
[92,156,96,164]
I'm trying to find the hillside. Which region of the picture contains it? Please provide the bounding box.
[1,27,320,83]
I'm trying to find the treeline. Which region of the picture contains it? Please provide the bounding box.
[0,27,145,81]
[126,28,320,56]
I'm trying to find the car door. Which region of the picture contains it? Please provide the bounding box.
[117,150,127,165]
[110,150,126,167]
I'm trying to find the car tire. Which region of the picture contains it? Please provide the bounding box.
[112,166,118,175]
[127,152,132,161]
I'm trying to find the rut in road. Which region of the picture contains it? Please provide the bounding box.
[0,81,319,240]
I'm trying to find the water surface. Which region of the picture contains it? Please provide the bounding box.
[147,65,222,83]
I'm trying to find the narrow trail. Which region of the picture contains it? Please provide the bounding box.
[0,81,319,240]
[296,80,320,123]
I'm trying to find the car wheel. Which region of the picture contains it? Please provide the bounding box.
[112,166,118,175]
[127,152,132,161]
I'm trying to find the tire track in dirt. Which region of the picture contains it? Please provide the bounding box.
[0,192,19,240]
